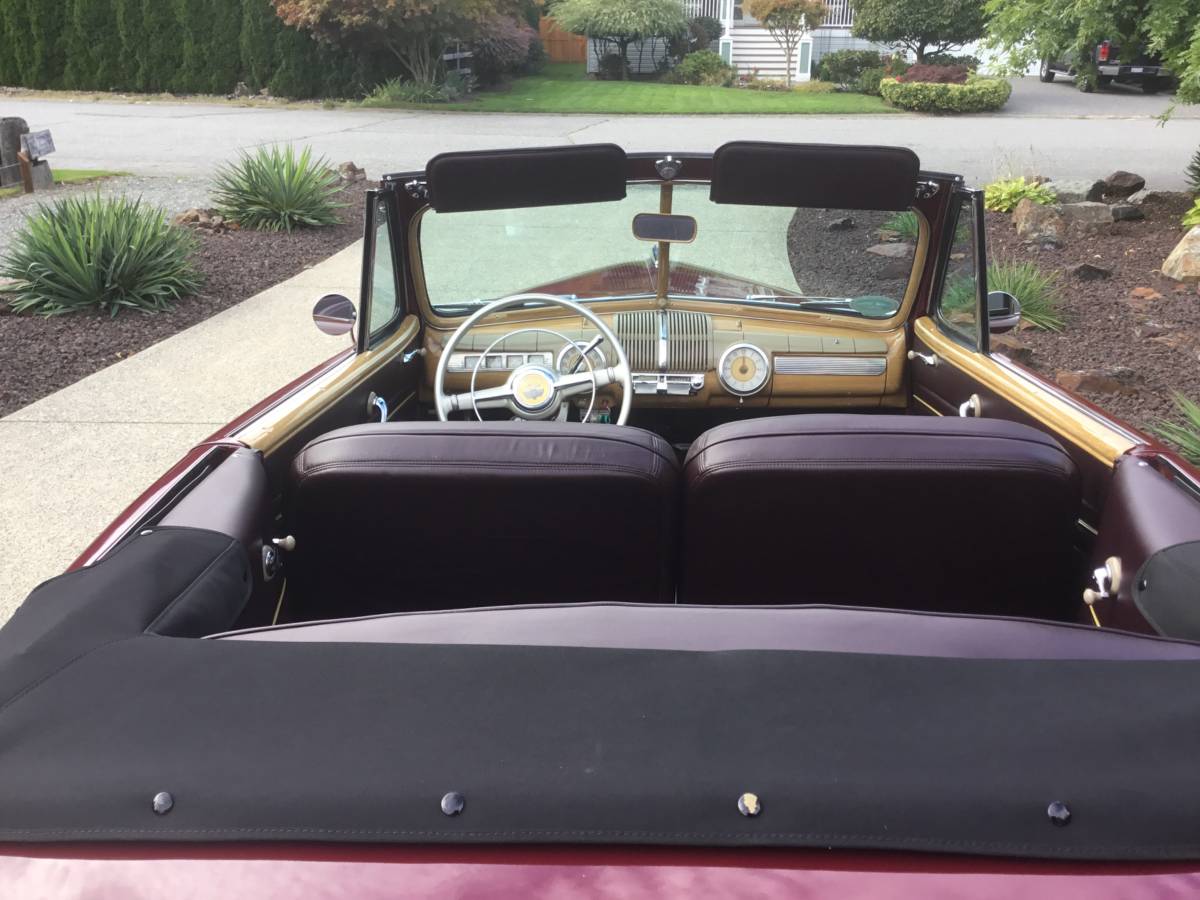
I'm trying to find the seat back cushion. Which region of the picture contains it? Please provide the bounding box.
[681,415,1081,618]
[288,422,679,619]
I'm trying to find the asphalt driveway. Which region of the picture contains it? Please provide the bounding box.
[1001,75,1200,118]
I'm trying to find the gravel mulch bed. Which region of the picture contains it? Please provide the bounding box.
[0,183,369,417]
[986,193,1200,436]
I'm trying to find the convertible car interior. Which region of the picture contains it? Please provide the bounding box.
[5,141,1200,866]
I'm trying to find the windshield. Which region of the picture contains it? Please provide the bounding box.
[419,183,916,319]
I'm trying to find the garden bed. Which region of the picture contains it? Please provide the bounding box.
[0,183,369,417]
[985,192,1200,436]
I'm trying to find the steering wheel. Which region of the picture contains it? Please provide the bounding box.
[434,294,634,426]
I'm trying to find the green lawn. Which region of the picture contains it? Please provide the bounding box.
[0,168,127,200]
[385,64,896,115]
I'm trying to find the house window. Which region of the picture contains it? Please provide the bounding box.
[733,0,743,21]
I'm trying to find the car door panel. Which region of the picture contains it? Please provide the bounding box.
[910,316,1137,524]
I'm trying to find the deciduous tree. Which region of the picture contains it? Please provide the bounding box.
[744,0,826,87]
[984,0,1200,104]
[272,0,501,84]
[849,0,984,63]
[552,0,687,80]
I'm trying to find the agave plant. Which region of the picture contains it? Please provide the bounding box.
[212,145,344,233]
[942,260,1065,332]
[2,194,201,317]
[1154,395,1200,465]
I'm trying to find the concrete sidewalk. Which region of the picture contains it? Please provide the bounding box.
[0,242,362,624]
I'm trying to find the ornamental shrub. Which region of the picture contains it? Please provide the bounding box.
[1187,145,1200,194]
[983,176,1056,213]
[472,14,536,86]
[1154,395,1200,465]
[898,63,968,84]
[2,195,201,317]
[816,49,882,85]
[212,145,344,232]
[855,66,886,95]
[943,260,1064,332]
[923,52,980,70]
[1183,198,1200,227]
[879,76,1011,112]
[673,49,732,85]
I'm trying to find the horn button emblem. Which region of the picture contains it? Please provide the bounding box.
[510,366,557,412]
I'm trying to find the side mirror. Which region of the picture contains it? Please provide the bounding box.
[312,293,357,337]
[987,290,1021,334]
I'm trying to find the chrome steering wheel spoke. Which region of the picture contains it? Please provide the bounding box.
[433,294,634,426]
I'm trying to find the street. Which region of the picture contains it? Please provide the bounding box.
[6,78,1200,189]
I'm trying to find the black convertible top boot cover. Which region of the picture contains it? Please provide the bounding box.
[3,529,1200,861]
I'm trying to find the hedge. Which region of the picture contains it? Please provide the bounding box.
[879,76,1011,113]
[0,0,396,99]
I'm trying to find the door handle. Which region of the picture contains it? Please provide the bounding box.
[907,350,939,368]
[958,394,981,417]
[367,392,388,422]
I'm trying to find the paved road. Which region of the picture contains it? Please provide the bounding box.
[6,80,1199,189]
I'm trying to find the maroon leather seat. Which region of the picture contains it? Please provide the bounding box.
[680,415,1081,618]
[287,422,679,619]
[213,603,1200,661]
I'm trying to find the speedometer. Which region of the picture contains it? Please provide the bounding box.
[718,343,770,397]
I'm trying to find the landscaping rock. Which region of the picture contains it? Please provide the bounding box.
[1061,201,1112,234]
[1055,368,1139,395]
[1066,262,1112,281]
[172,207,231,233]
[990,332,1033,364]
[1042,178,1105,203]
[1013,199,1066,245]
[865,242,913,258]
[172,208,203,226]
[337,161,367,183]
[1104,170,1146,199]
[1110,203,1144,222]
[230,82,253,100]
[1163,226,1200,283]
[1135,321,1169,339]
[1130,286,1165,301]
[827,216,855,231]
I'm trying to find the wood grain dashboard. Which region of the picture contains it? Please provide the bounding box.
[421,305,907,410]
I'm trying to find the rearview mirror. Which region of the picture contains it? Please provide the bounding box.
[632,213,697,243]
[987,290,1021,334]
[312,293,357,337]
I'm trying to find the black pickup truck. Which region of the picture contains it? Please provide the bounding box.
[1039,41,1172,93]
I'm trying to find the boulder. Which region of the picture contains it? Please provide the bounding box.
[827,216,855,231]
[1066,262,1111,281]
[1135,321,1169,340]
[1130,286,1164,301]
[1104,170,1146,199]
[1055,368,1139,395]
[1110,203,1144,222]
[337,161,367,183]
[1061,201,1112,234]
[1012,199,1066,245]
[1041,178,1105,203]
[1163,226,1200,283]
[865,242,913,258]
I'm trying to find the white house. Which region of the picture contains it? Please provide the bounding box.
[586,0,884,81]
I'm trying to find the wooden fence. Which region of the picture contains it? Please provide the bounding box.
[539,17,586,64]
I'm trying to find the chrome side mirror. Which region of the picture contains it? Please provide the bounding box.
[312,294,357,337]
[987,290,1021,334]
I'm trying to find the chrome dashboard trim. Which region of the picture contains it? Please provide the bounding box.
[774,356,886,376]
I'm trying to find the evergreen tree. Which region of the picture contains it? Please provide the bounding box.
[26,0,68,88]
[208,0,244,93]
[65,0,129,90]
[137,0,183,92]
[240,0,280,90]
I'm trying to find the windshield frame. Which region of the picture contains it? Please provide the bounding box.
[403,171,931,335]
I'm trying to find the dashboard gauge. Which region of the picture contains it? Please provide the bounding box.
[556,341,607,375]
[718,343,770,397]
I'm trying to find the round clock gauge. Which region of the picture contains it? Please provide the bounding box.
[718,343,770,397]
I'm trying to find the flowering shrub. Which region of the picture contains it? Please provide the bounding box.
[898,64,968,84]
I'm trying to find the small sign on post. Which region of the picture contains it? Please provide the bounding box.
[16,129,54,194]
